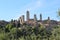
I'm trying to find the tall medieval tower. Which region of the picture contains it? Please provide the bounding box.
[26,11,30,21]
[34,14,37,22]
[40,14,42,21]
[20,17,22,24]
[21,15,25,23]
[47,17,50,24]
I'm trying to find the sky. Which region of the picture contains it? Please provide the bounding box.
[0,0,60,21]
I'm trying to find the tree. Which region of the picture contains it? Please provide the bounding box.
[50,25,60,40]
[57,9,60,20]
[5,23,15,32]
[58,9,60,16]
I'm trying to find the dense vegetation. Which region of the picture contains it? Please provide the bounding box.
[0,22,60,40]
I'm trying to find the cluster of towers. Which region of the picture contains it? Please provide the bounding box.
[19,11,50,25]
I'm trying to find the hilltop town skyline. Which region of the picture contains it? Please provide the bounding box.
[18,11,60,26]
[0,10,60,21]
[19,11,60,21]
[0,10,60,29]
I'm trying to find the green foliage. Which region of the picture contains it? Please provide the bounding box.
[58,9,60,16]
[5,23,14,32]
[0,23,60,40]
[51,26,60,40]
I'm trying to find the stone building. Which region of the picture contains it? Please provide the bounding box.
[20,17,22,24]
[19,15,25,24]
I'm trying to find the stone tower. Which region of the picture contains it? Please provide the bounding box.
[34,14,38,27]
[34,14,37,22]
[26,11,30,21]
[47,17,50,24]
[20,17,22,24]
[48,17,50,21]
[21,15,25,23]
[40,14,42,21]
